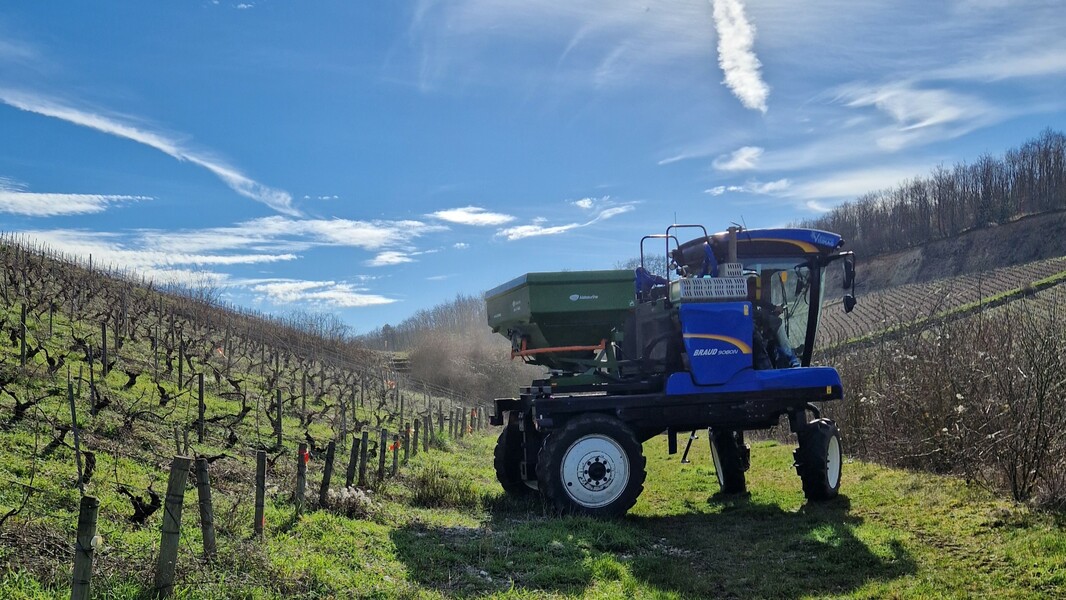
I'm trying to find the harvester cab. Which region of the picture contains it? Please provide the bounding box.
[487,225,856,517]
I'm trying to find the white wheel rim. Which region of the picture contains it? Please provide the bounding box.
[826,434,841,489]
[560,434,629,508]
[710,436,725,487]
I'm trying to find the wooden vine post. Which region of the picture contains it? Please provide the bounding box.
[377,429,387,480]
[391,432,400,476]
[153,456,192,597]
[195,457,217,559]
[357,430,370,487]
[345,433,361,487]
[319,441,336,507]
[71,495,100,600]
[254,450,266,537]
[412,419,420,458]
[197,373,205,444]
[295,443,308,517]
[19,303,27,367]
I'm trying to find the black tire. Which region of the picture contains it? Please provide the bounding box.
[536,414,646,518]
[494,419,536,496]
[794,418,843,501]
[710,429,749,494]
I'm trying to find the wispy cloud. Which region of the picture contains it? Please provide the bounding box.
[247,279,395,308]
[0,38,39,65]
[834,82,996,150]
[139,217,447,256]
[0,88,299,216]
[428,206,515,226]
[705,178,790,196]
[22,229,297,269]
[711,0,769,113]
[365,251,414,267]
[411,0,715,91]
[787,165,932,200]
[713,146,763,170]
[495,203,635,241]
[0,179,149,216]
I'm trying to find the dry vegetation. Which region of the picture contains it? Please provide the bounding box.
[361,294,542,403]
[822,283,1066,508]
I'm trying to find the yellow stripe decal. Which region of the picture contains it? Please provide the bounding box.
[683,333,753,354]
[748,238,820,253]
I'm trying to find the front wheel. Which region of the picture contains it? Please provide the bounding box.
[710,429,749,494]
[794,418,842,501]
[537,414,646,518]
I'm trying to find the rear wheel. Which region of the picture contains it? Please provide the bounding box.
[795,419,842,501]
[537,414,646,518]
[494,418,535,496]
[710,429,749,494]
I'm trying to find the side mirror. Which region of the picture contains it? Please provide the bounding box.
[843,294,857,313]
[842,258,855,290]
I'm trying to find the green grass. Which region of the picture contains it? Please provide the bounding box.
[3,432,1063,599]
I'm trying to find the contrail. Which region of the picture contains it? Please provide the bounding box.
[712,0,769,113]
[0,88,300,216]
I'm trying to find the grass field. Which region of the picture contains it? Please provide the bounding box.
[3,432,1062,599]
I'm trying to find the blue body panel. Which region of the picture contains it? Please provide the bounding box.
[665,366,843,397]
[680,303,753,386]
[716,228,842,253]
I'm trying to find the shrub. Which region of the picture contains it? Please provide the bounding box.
[326,486,376,519]
[410,460,482,509]
[826,294,1066,504]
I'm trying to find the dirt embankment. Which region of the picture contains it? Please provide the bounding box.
[842,210,1066,294]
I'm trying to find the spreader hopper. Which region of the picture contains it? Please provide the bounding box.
[485,270,635,370]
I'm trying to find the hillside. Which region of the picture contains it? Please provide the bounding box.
[817,252,1066,350]
[844,210,1066,294]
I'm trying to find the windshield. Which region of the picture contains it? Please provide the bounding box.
[741,258,822,362]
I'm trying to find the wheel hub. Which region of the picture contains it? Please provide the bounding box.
[560,434,629,508]
[579,455,613,490]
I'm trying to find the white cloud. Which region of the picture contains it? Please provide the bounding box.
[21,229,298,269]
[247,279,395,307]
[704,178,790,196]
[573,197,595,209]
[496,204,635,241]
[712,0,769,113]
[143,217,446,255]
[788,166,930,200]
[0,88,299,216]
[712,146,763,171]
[365,251,414,267]
[453,242,469,249]
[835,83,996,151]
[0,187,149,216]
[938,49,1066,81]
[428,206,515,226]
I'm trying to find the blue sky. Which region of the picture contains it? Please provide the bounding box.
[2,1,1064,332]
